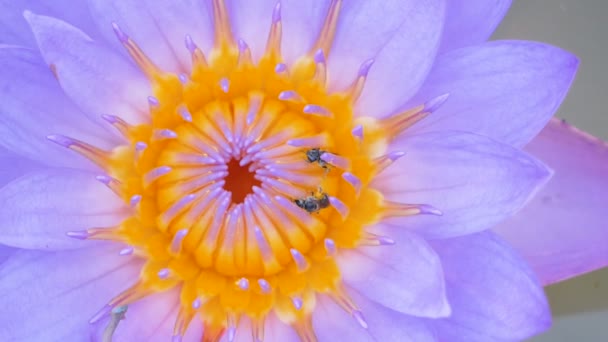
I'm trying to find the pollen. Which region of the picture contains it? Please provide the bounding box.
[53,0,445,340]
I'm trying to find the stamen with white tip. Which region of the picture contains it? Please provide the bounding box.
[148,96,160,108]
[236,277,249,290]
[192,298,202,309]
[119,246,134,256]
[95,175,122,196]
[382,202,443,218]
[353,310,369,329]
[303,104,332,117]
[287,133,328,148]
[178,106,193,122]
[342,172,362,195]
[101,114,131,137]
[381,93,449,140]
[158,268,171,279]
[291,296,304,310]
[135,141,147,152]
[278,90,303,102]
[237,39,253,65]
[185,34,207,66]
[351,124,364,141]
[374,151,406,173]
[424,93,450,113]
[159,195,197,229]
[265,2,282,55]
[362,233,396,246]
[178,73,189,84]
[153,128,178,141]
[111,22,161,78]
[47,134,109,166]
[143,166,172,187]
[66,230,90,240]
[219,78,230,93]
[324,238,337,256]
[170,228,189,254]
[313,49,327,85]
[129,194,142,208]
[321,152,351,169]
[275,63,287,74]
[349,58,374,101]
[258,279,272,294]
[290,248,309,272]
[227,316,238,342]
[329,196,349,218]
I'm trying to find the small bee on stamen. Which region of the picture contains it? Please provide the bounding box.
[306,148,331,170]
[294,190,330,213]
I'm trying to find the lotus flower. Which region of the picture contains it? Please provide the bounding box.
[0,1,606,341]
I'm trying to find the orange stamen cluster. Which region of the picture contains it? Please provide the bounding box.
[52,1,445,340]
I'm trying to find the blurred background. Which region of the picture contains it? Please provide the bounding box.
[492,1,608,341]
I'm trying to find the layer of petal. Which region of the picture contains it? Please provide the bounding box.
[0,168,126,250]
[494,118,608,285]
[0,148,40,188]
[312,293,436,342]
[438,0,512,53]
[25,12,151,125]
[226,0,277,62]
[263,313,301,342]
[0,0,102,48]
[377,131,552,239]
[0,46,116,168]
[408,41,578,147]
[429,232,551,341]
[330,0,446,117]
[0,244,141,341]
[279,0,333,64]
[103,289,202,342]
[86,0,213,73]
[0,244,13,265]
[339,230,449,318]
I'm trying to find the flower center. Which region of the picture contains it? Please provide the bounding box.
[53,1,446,340]
[224,159,259,203]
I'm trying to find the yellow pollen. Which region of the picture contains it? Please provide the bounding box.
[55,1,445,340]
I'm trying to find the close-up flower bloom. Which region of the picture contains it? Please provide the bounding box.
[0,0,606,341]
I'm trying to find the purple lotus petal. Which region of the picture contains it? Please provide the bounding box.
[0,244,141,341]
[0,168,126,250]
[313,293,435,341]
[495,118,608,285]
[279,1,333,64]
[408,41,579,147]
[0,244,14,265]
[376,131,552,239]
[25,12,151,125]
[339,230,449,318]
[96,289,203,342]
[430,232,550,341]
[0,148,40,188]
[311,295,373,341]
[263,313,300,341]
[225,0,277,62]
[0,47,117,168]
[329,0,445,117]
[438,0,512,53]
[0,1,102,48]
[87,0,214,73]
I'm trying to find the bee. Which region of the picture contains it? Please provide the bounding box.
[295,191,330,213]
[306,148,330,169]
